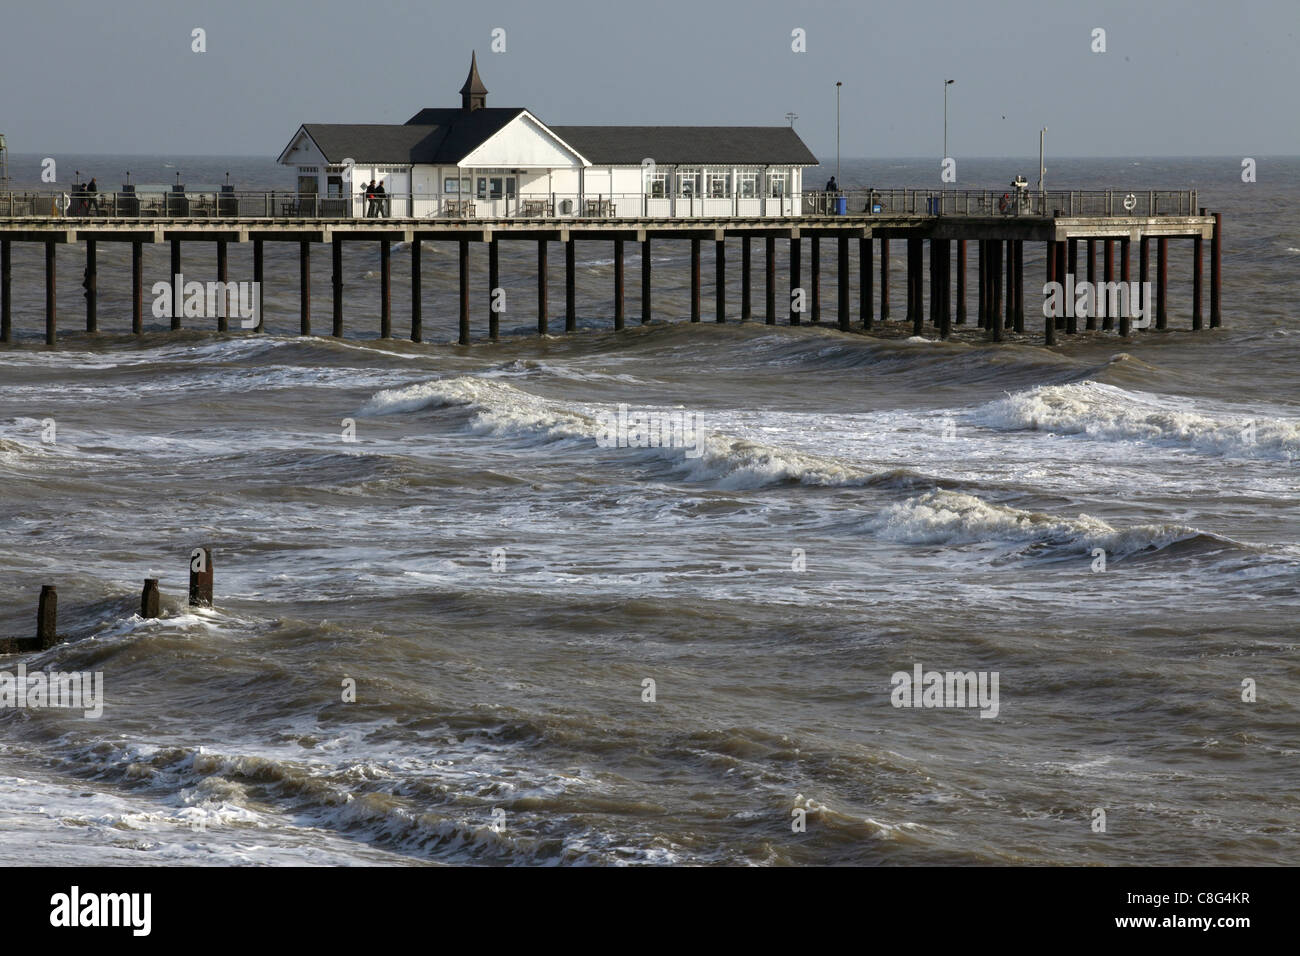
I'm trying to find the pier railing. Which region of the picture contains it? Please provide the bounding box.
[0,187,1200,220]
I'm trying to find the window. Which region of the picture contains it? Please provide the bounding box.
[705,169,731,199]
[477,177,488,199]
[677,168,700,199]
[649,170,669,198]
[297,174,318,195]
[768,169,790,198]
[444,178,460,193]
[327,175,343,197]
[737,171,759,199]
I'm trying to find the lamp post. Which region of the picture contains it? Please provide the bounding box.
[835,81,842,187]
[943,79,954,167]
[785,112,798,128]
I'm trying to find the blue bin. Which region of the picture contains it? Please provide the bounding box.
[835,196,848,215]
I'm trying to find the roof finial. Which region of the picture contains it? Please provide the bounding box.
[460,51,488,112]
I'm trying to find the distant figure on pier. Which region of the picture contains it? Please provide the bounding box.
[364,180,377,217]
[825,176,839,193]
[85,178,99,214]
[374,179,387,218]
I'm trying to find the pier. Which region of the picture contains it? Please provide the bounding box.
[0,186,1220,347]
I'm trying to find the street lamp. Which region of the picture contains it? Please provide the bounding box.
[785,112,798,128]
[943,79,954,167]
[835,82,843,188]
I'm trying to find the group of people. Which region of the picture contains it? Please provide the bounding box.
[360,179,389,218]
[68,177,100,215]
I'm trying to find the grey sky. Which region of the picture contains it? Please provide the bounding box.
[2,0,1296,158]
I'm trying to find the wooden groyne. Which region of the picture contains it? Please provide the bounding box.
[0,188,1220,347]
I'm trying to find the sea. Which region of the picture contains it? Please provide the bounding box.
[0,155,1296,865]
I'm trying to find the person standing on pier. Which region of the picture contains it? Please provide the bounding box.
[364,179,377,217]
[825,176,838,193]
[374,179,387,218]
[86,177,99,214]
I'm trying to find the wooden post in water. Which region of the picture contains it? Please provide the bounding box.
[565,238,576,332]
[140,579,160,619]
[1044,240,1057,346]
[217,240,229,333]
[85,240,97,332]
[837,235,850,332]
[810,237,820,323]
[0,240,10,343]
[1120,236,1132,337]
[45,240,56,347]
[411,239,423,342]
[132,240,142,334]
[765,236,776,326]
[1210,212,1221,328]
[379,239,391,338]
[170,240,182,331]
[488,239,500,341]
[1193,217,1203,332]
[537,240,548,335]
[614,238,625,330]
[1156,236,1168,330]
[37,585,57,648]
[715,238,726,323]
[642,237,652,325]
[861,236,873,330]
[253,239,264,332]
[188,547,213,608]
[691,238,702,323]
[879,239,890,321]
[741,236,752,322]
[299,240,311,336]
[788,236,800,325]
[458,239,470,345]
[955,239,966,325]
[331,239,344,338]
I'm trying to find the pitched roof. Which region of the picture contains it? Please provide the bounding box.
[293,109,526,164]
[548,126,818,166]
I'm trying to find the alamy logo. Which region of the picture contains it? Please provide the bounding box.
[49,886,150,936]
[890,663,1000,718]
[151,273,260,328]
[594,403,704,458]
[0,664,103,718]
[1043,273,1152,327]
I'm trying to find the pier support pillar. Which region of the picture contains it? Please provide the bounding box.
[692,238,702,323]
[955,239,966,325]
[411,239,423,342]
[1103,239,1116,331]
[788,237,799,325]
[379,239,391,338]
[300,241,311,336]
[715,239,726,323]
[838,236,850,332]
[928,238,938,329]
[132,240,143,334]
[537,240,549,335]
[566,238,576,332]
[810,237,820,323]
[170,240,181,331]
[488,238,500,341]
[458,240,470,345]
[1120,237,1132,337]
[990,241,1004,343]
[253,239,264,332]
[217,239,229,333]
[977,240,987,329]
[85,240,97,332]
[1138,236,1150,336]
[642,237,652,325]
[1013,240,1025,333]
[908,237,923,336]
[742,236,752,322]
[1067,238,1078,333]
[0,240,9,343]
[1192,228,1203,332]
[332,240,344,338]
[765,236,776,326]
[938,239,951,339]
[1055,242,1068,331]
[1084,239,1097,330]
[45,240,56,347]
[861,236,873,330]
[879,239,890,321]
[1044,240,1057,346]
[1210,212,1222,328]
[1156,236,1168,330]
[614,238,625,330]
[1004,240,1014,330]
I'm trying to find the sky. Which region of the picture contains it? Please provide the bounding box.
[1,0,1296,159]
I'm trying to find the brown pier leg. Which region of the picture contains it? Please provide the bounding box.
[332,239,343,338]
[977,240,987,329]
[765,236,776,326]
[458,239,470,345]
[488,238,499,341]
[642,237,652,325]
[1044,240,1057,346]
[1120,236,1132,337]
[928,238,938,329]
[217,239,229,333]
[909,237,923,336]
[411,238,422,342]
[1084,238,1096,330]
[565,238,576,332]
[170,240,181,331]
[861,236,873,330]
[253,239,264,332]
[691,238,702,323]
[838,235,850,332]
[1156,236,1168,330]
[141,579,160,619]
[379,239,390,338]
[1014,240,1025,333]
[939,239,951,339]
[991,241,1004,343]
[715,239,726,323]
[1102,239,1115,331]
[1004,240,1014,330]
[85,240,97,332]
[1138,236,1150,335]
[788,236,800,325]
[0,240,10,343]
[1055,242,1068,330]
[955,239,966,325]
[742,235,752,322]
[614,238,625,330]
[810,237,820,323]
[300,240,311,336]
[132,240,143,334]
[1192,228,1203,332]
[537,240,549,335]
[879,238,890,321]
[1210,212,1222,328]
[45,240,56,347]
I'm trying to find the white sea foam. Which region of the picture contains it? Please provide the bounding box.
[978,381,1300,460]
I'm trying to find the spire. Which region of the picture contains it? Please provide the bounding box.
[460,51,488,112]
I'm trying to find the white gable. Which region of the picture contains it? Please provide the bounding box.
[458,112,589,169]
[277,127,326,166]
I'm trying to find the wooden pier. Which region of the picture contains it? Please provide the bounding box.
[0,188,1221,347]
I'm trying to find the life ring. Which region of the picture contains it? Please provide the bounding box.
[1123,193,1137,212]
[998,194,1010,213]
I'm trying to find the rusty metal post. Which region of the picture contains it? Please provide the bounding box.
[1014,240,1025,333]
[1193,229,1203,331]
[1044,240,1057,346]
[44,240,57,347]
[188,547,213,608]
[37,585,57,648]
[1102,239,1115,331]
[861,236,873,330]
[141,579,160,619]
[253,239,264,332]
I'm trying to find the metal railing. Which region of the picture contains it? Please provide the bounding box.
[0,187,1202,221]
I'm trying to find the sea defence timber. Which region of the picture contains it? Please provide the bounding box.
[0,187,1221,348]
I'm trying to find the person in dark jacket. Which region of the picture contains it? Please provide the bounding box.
[374,180,387,218]
[85,177,100,214]
[825,176,838,193]
[364,180,377,217]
